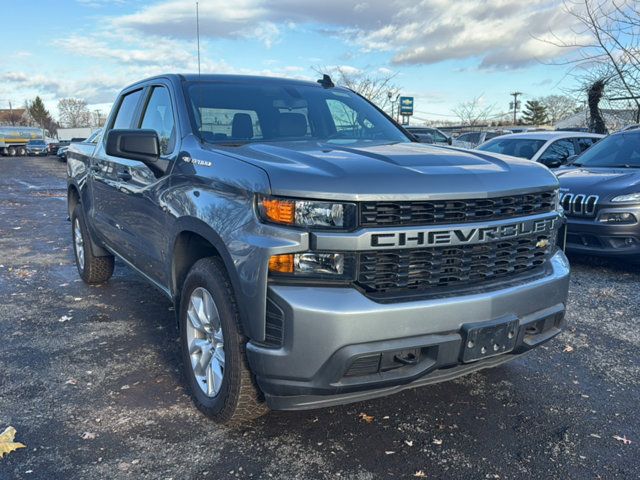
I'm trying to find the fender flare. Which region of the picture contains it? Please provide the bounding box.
[169,217,252,334]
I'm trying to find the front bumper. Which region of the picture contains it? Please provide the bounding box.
[565,208,640,257]
[247,251,570,411]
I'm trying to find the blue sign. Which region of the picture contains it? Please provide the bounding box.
[399,96,414,116]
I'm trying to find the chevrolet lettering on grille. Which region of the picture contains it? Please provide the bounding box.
[369,217,557,249]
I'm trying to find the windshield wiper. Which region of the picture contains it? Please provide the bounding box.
[606,164,638,168]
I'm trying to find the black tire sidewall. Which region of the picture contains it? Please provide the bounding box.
[179,259,243,418]
[71,205,91,282]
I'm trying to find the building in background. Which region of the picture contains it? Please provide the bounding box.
[555,109,638,132]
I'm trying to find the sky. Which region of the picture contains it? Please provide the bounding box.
[0,0,587,124]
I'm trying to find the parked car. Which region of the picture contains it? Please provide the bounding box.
[57,146,69,162]
[477,132,604,167]
[405,127,452,145]
[555,129,640,258]
[621,124,639,132]
[67,73,569,424]
[26,139,48,156]
[49,140,70,155]
[452,130,511,149]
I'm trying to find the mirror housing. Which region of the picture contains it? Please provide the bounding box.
[540,157,562,169]
[447,136,453,145]
[106,129,160,165]
[565,154,578,164]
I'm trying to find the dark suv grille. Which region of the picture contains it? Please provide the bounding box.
[360,191,556,227]
[357,233,553,298]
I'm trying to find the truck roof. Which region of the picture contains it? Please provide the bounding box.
[124,73,334,91]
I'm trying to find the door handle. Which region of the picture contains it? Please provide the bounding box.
[117,171,132,181]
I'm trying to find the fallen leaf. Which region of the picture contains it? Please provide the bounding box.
[0,426,26,459]
[563,345,574,353]
[404,440,414,447]
[358,413,374,424]
[58,315,72,323]
[65,378,78,385]
[432,439,443,445]
[120,385,130,390]
[81,432,96,440]
[613,435,632,445]
[414,471,427,478]
[384,451,395,455]
[589,433,601,439]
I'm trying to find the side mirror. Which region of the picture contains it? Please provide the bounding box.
[565,155,577,164]
[106,129,160,165]
[447,137,453,145]
[541,157,562,169]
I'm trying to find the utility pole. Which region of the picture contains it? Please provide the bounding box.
[509,91,522,125]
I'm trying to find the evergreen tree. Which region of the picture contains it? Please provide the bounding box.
[521,100,548,125]
[26,96,56,136]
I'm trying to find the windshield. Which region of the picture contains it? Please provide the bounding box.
[572,132,640,167]
[477,138,546,160]
[186,81,410,146]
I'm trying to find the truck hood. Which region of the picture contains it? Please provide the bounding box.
[212,141,558,200]
[555,166,640,199]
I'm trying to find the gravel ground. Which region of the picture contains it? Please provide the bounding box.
[0,156,638,479]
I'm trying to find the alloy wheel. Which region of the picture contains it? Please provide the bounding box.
[185,287,225,397]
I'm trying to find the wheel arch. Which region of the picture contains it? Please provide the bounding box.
[170,218,250,334]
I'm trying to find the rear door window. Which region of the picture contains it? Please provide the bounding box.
[539,139,576,163]
[576,137,598,153]
[112,89,143,130]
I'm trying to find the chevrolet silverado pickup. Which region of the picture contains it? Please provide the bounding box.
[67,74,570,424]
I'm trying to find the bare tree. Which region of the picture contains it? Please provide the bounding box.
[58,98,92,128]
[541,0,640,122]
[537,95,581,124]
[312,66,400,112]
[452,96,496,127]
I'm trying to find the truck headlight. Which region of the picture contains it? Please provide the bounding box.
[258,196,356,229]
[269,252,355,279]
[611,193,640,203]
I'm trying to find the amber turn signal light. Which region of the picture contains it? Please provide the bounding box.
[269,254,295,273]
[260,198,295,225]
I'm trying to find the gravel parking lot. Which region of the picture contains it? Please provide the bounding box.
[1,156,638,479]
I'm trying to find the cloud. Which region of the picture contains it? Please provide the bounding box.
[109,0,582,70]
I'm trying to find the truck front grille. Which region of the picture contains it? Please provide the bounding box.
[356,233,553,299]
[360,191,556,227]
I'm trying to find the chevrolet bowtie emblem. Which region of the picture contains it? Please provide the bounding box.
[536,238,550,248]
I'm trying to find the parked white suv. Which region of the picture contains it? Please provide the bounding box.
[476,131,604,168]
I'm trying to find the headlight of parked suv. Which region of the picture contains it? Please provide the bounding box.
[611,193,640,203]
[257,196,356,229]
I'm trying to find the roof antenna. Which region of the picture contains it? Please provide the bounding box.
[317,74,335,88]
[196,1,201,75]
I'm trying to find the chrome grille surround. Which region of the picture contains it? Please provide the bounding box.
[560,192,599,217]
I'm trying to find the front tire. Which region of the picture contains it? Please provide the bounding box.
[71,205,114,284]
[179,257,268,424]
[7,146,16,156]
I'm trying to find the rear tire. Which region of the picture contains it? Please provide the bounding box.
[7,146,16,157]
[179,257,268,425]
[71,205,114,284]
[17,147,26,156]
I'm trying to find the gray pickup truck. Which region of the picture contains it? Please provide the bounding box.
[67,74,570,424]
